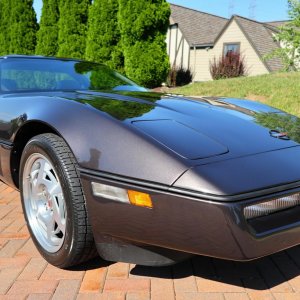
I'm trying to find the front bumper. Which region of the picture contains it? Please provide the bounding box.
[80,170,300,265]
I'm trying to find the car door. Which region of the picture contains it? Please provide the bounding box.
[0,58,19,179]
[0,97,15,179]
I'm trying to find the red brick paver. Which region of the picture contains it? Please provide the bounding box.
[1,181,300,299]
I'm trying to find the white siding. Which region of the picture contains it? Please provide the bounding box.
[212,20,269,76]
[190,48,212,81]
[168,18,272,82]
[167,26,190,69]
[182,39,190,69]
[189,19,269,81]
[167,25,177,66]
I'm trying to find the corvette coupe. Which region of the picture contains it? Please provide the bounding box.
[1,55,300,268]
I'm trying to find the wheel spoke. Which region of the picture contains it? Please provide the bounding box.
[52,196,66,233]
[36,210,47,231]
[30,169,40,198]
[34,161,49,189]
[36,159,46,187]
[45,215,55,241]
[45,168,58,185]
[49,182,62,196]
[30,169,39,182]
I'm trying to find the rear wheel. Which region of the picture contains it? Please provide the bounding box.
[20,133,97,268]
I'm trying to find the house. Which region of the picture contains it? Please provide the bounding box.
[167,4,286,81]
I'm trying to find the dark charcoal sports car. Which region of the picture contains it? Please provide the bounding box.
[1,55,300,268]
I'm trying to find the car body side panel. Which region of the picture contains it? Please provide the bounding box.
[0,143,12,182]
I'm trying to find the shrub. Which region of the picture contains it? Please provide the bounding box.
[167,65,194,87]
[210,52,247,80]
[123,38,170,88]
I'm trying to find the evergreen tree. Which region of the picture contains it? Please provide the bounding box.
[0,0,11,55]
[9,0,38,55]
[57,0,90,59]
[118,0,170,88]
[0,1,3,54]
[36,0,60,56]
[85,0,123,71]
[0,1,5,55]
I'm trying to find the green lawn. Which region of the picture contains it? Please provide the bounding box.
[173,72,300,116]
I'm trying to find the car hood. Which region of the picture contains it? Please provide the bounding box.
[65,90,300,163]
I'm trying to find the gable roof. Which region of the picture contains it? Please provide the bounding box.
[170,4,284,72]
[265,21,290,28]
[232,16,283,72]
[170,4,228,47]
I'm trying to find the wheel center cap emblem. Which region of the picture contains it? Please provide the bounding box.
[269,130,290,140]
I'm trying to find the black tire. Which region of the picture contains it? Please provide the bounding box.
[19,133,97,268]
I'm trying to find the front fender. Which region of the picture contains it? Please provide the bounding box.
[12,96,190,186]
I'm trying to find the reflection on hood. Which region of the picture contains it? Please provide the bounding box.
[79,98,154,121]
[255,112,300,143]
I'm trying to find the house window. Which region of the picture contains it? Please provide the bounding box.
[223,43,240,56]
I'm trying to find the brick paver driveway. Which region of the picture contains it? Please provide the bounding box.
[2,181,300,299]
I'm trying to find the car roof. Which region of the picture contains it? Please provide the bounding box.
[0,54,81,62]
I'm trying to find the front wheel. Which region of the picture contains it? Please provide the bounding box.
[20,133,97,268]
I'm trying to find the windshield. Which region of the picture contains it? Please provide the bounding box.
[0,58,147,93]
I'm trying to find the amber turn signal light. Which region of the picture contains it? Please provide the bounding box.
[127,190,153,208]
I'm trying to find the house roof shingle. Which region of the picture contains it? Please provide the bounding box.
[265,21,290,28]
[233,16,284,72]
[170,4,228,46]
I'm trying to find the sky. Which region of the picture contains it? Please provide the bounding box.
[33,0,290,23]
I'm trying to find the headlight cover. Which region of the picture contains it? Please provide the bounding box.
[244,193,300,220]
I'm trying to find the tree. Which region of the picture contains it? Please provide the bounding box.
[57,0,90,59]
[0,0,11,55]
[36,0,60,56]
[85,0,123,71]
[266,0,300,71]
[9,0,38,55]
[118,0,170,88]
